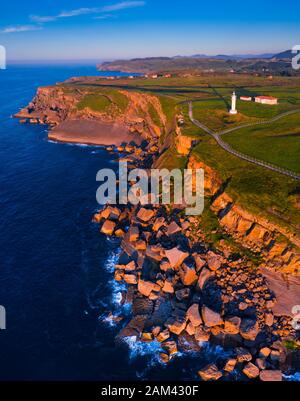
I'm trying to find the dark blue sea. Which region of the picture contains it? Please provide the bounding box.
[0,65,137,380]
[0,65,229,381]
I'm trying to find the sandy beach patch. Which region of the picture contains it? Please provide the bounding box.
[48,119,143,146]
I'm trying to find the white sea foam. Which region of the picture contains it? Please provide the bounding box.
[101,313,122,328]
[104,249,121,273]
[283,372,300,381]
[123,336,163,361]
[110,280,126,305]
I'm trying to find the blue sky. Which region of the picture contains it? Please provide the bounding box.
[0,0,299,61]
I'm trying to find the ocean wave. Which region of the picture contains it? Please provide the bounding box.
[104,249,121,273]
[283,372,300,381]
[123,336,164,361]
[47,139,102,149]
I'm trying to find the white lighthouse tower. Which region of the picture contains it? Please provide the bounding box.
[230,91,237,114]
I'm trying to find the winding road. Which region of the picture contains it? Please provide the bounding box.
[188,102,300,181]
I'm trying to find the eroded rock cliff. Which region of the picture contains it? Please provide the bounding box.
[15,85,167,142]
[188,155,300,275]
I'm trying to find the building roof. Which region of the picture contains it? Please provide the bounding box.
[255,95,277,100]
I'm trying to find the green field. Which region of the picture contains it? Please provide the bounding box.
[191,134,300,236]
[77,93,111,112]
[224,112,300,173]
[191,94,300,131]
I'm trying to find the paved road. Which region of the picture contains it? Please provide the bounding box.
[188,102,300,181]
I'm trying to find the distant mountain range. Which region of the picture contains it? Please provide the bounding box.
[98,50,298,75]
[270,50,295,60]
[174,53,275,60]
[172,50,297,60]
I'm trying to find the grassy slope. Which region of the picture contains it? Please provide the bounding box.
[62,84,129,113]
[77,93,111,112]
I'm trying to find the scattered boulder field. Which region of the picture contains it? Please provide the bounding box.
[93,144,299,381]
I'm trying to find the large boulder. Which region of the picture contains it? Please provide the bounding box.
[161,340,178,355]
[138,279,160,297]
[162,281,174,294]
[152,217,166,231]
[186,322,196,336]
[259,370,282,381]
[224,358,237,373]
[197,267,212,290]
[259,347,271,358]
[175,288,191,301]
[156,329,170,342]
[166,221,181,236]
[179,265,198,286]
[146,245,164,262]
[137,208,155,222]
[117,315,147,339]
[115,228,125,237]
[186,304,202,327]
[125,261,136,271]
[132,297,154,316]
[240,318,259,341]
[206,251,223,271]
[224,316,241,335]
[235,347,252,363]
[198,364,222,381]
[121,238,137,257]
[202,306,223,327]
[135,240,146,250]
[128,226,139,242]
[165,247,189,269]
[101,220,116,235]
[160,260,172,271]
[165,317,187,335]
[243,362,260,379]
[194,255,206,271]
[194,326,210,342]
[106,206,121,220]
[124,274,138,284]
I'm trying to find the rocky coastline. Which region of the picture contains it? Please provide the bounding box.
[92,143,299,381]
[16,83,300,380]
[14,85,165,147]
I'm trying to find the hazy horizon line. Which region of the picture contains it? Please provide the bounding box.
[5,49,287,65]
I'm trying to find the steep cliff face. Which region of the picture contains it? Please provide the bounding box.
[15,86,79,125]
[15,85,167,141]
[175,126,196,156]
[120,90,166,139]
[188,155,300,275]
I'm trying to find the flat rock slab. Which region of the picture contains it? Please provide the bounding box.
[260,268,300,316]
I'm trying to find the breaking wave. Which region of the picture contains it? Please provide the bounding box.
[284,372,300,381]
[123,336,163,361]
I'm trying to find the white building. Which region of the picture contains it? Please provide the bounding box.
[230,91,237,114]
[255,96,278,105]
[240,96,252,102]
